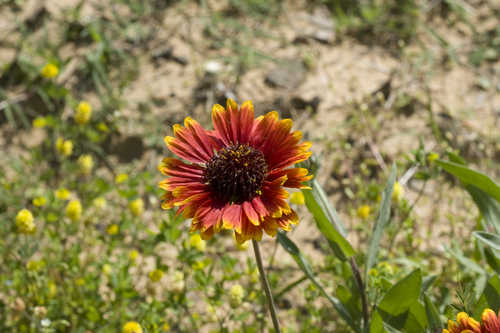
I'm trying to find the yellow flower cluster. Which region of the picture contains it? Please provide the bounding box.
[123,321,142,333]
[392,182,404,202]
[149,269,164,283]
[357,205,371,219]
[78,154,94,175]
[75,101,92,125]
[33,117,47,128]
[33,196,47,207]
[229,284,244,308]
[41,63,59,79]
[16,209,36,234]
[66,200,82,221]
[56,138,73,157]
[107,224,119,235]
[56,188,71,200]
[129,198,144,217]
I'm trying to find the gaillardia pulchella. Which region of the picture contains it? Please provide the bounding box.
[158,99,312,243]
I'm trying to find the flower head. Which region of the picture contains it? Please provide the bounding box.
[78,154,94,175]
[55,138,73,157]
[66,200,82,221]
[115,173,129,184]
[392,181,404,202]
[33,117,47,128]
[123,322,143,333]
[55,188,71,200]
[16,209,36,234]
[106,224,119,235]
[33,196,47,207]
[129,198,144,217]
[149,269,164,283]
[357,205,371,219]
[41,63,59,79]
[75,101,92,125]
[159,99,312,243]
[444,312,481,333]
[229,284,244,307]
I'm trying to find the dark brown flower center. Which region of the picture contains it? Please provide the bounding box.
[204,144,268,203]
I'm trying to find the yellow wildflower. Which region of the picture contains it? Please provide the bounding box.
[77,154,94,175]
[102,264,112,276]
[106,224,119,235]
[189,233,206,252]
[149,269,164,283]
[290,191,305,205]
[115,173,129,184]
[55,138,73,157]
[162,323,170,332]
[229,284,244,307]
[75,278,85,286]
[392,182,404,202]
[41,63,59,79]
[26,259,44,271]
[129,198,144,217]
[32,117,47,128]
[427,152,439,164]
[16,209,36,234]
[123,322,143,333]
[48,281,57,297]
[357,205,371,219]
[92,197,107,209]
[97,122,109,132]
[33,196,47,207]
[129,249,139,262]
[55,188,70,200]
[66,200,82,221]
[75,101,92,125]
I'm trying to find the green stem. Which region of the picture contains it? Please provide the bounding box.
[252,240,281,333]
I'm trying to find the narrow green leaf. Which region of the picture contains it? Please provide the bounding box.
[436,160,500,203]
[474,231,500,251]
[302,179,355,260]
[365,164,397,278]
[484,275,500,310]
[378,269,422,316]
[446,245,486,275]
[277,232,358,331]
[424,294,442,332]
[466,185,500,233]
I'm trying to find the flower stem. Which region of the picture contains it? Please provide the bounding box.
[252,240,281,333]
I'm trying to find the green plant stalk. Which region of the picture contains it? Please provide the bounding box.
[252,240,281,333]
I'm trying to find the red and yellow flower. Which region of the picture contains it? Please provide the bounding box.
[444,309,500,333]
[159,99,312,243]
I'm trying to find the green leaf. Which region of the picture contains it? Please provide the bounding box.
[467,185,500,233]
[484,248,500,275]
[474,231,500,252]
[446,245,486,275]
[302,179,355,260]
[436,160,500,203]
[484,275,500,310]
[366,164,397,278]
[378,269,422,316]
[277,232,359,331]
[424,294,442,332]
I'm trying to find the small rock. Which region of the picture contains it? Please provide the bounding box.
[265,59,307,89]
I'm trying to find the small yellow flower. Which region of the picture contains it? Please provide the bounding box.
[123,321,143,333]
[357,205,371,219]
[290,191,305,205]
[92,197,107,209]
[66,200,82,222]
[26,259,44,271]
[129,249,139,262]
[189,233,206,252]
[75,278,85,286]
[41,63,59,79]
[48,281,57,297]
[149,269,164,283]
[16,209,36,234]
[106,224,119,235]
[392,182,404,202]
[171,270,185,292]
[129,198,144,217]
[55,138,73,157]
[33,196,47,207]
[97,122,109,132]
[115,173,129,184]
[162,323,170,332]
[75,101,92,125]
[427,152,439,164]
[229,284,244,307]
[77,154,94,175]
[33,117,47,128]
[369,268,379,277]
[55,188,71,200]
[102,264,112,275]
[192,260,206,270]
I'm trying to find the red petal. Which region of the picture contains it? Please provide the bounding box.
[243,201,259,226]
[222,204,243,233]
